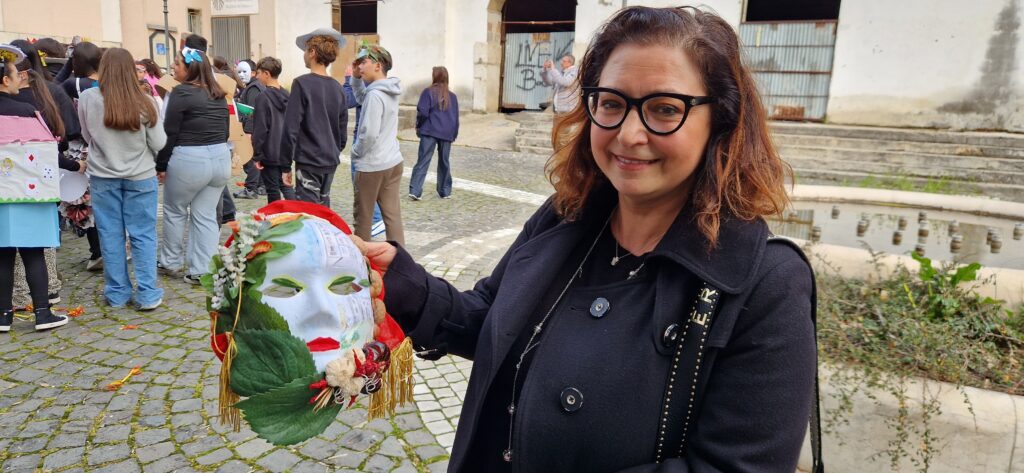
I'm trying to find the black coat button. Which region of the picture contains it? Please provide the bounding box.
[589,297,610,318]
[560,387,583,412]
[663,323,681,347]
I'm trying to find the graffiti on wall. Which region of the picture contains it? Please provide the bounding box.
[502,32,575,109]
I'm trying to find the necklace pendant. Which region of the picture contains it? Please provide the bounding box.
[611,256,620,266]
[507,403,515,415]
[503,449,513,462]
[628,268,640,280]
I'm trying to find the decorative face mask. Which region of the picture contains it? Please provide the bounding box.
[204,201,412,446]
[258,218,375,371]
[236,62,252,84]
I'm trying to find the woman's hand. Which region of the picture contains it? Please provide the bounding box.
[77,159,87,174]
[364,241,397,274]
[157,172,166,183]
[282,172,293,187]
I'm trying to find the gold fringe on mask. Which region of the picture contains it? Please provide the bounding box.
[218,333,241,430]
[368,337,415,420]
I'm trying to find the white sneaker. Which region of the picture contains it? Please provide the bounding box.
[137,298,162,311]
[86,257,103,271]
[371,221,386,238]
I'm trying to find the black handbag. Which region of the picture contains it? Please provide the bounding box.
[657,237,824,473]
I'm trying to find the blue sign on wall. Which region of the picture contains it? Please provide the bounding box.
[155,43,167,56]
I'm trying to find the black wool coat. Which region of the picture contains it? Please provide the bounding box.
[383,190,817,472]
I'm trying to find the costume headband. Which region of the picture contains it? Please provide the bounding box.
[181,46,204,65]
[0,45,26,65]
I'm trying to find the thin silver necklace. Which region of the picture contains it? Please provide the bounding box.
[503,210,613,464]
[612,238,648,280]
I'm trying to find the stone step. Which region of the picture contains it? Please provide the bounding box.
[770,121,1024,149]
[515,127,552,139]
[779,145,1024,174]
[516,135,553,149]
[518,145,553,156]
[774,133,1024,160]
[791,168,1024,202]
[783,155,1024,186]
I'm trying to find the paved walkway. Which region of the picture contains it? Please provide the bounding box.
[0,144,551,472]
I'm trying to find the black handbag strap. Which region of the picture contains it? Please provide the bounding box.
[658,237,824,473]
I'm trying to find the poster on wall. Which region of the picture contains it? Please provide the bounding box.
[211,0,258,16]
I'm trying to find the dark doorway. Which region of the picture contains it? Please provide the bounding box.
[745,0,841,22]
[503,0,576,33]
[337,0,377,34]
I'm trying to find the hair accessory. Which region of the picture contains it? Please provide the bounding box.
[0,44,26,65]
[37,50,47,67]
[181,46,204,65]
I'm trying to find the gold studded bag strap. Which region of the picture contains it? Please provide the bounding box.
[655,280,721,462]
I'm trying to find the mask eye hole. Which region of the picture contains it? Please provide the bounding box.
[329,275,366,296]
[266,277,303,298]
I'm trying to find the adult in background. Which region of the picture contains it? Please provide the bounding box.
[350,44,404,246]
[0,44,69,332]
[280,28,348,207]
[233,58,266,199]
[541,53,580,130]
[362,6,816,471]
[410,66,459,201]
[157,42,230,285]
[249,56,295,203]
[79,48,166,310]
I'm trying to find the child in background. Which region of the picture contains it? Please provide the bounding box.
[250,56,295,203]
[0,44,69,332]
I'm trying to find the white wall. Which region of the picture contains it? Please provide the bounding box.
[274,0,331,86]
[573,0,744,59]
[100,0,122,43]
[828,0,1024,132]
[377,0,487,107]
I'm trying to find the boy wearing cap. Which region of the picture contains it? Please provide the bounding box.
[279,29,348,206]
[350,44,405,246]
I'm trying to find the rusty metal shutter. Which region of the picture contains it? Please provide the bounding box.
[211,16,251,64]
[501,31,574,110]
[739,21,837,120]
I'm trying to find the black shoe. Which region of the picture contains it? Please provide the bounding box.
[34,308,68,331]
[257,187,267,196]
[0,310,12,333]
[234,189,258,199]
[183,274,203,285]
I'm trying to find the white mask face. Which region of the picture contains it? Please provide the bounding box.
[259,219,375,371]
[236,62,252,84]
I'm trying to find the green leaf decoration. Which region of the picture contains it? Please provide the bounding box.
[235,290,290,332]
[245,257,268,287]
[235,373,344,446]
[215,306,234,334]
[271,277,304,290]
[230,329,316,397]
[259,241,296,261]
[200,273,215,294]
[260,218,305,241]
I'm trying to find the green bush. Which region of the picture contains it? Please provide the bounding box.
[816,250,1023,471]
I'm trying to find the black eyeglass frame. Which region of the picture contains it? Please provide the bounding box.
[582,86,715,136]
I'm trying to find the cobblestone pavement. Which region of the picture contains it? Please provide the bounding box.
[0,143,552,472]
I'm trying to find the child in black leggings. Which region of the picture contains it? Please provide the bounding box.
[0,43,69,332]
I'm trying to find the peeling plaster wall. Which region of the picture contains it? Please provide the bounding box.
[828,0,1023,132]
[274,0,329,87]
[376,0,489,108]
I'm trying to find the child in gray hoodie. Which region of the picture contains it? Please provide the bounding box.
[351,45,405,246]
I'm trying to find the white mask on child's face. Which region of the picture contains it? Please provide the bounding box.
[258,218,375,371]
[236,62,252,84]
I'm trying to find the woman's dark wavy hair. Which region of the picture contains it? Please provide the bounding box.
[179,51,226,100]
[547,6,791,249]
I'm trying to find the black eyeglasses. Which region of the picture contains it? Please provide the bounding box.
[582,86,714,135]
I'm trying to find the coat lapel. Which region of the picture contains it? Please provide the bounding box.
[487,218,591,366]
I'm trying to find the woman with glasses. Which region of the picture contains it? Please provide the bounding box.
[361,6,817,472]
